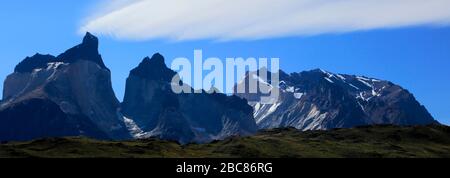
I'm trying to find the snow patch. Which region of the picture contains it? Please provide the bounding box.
[320,69,333,76]
[294,93,304,99]
[349,83,359,90]
[255,102,282,123]
[302,106,328,131]
[254,102,261,113]
[251,74,273,89]
[357,92,369,101]
[356,76,371,81]
[324,77,334,83]
[336,74,346,80]
[357,101,365,111]
[286,86,295,93]
[268,102,282,114]
[357,78,372,88]
[47,62,66,70]
[357,76,381,83]
[123,116,149,139]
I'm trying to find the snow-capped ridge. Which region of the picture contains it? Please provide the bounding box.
[235,68,437,131]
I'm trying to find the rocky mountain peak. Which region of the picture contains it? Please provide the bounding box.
[13,32,108,74]
[130,53,176,82]
[310,68,327,73]
[82,32,99,49]
[1,32,130,141]
[55,32,107,70]
[148,53,165,64]
[14,53,56,73]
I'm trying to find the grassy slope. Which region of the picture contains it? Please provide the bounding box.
[1,125,450,158]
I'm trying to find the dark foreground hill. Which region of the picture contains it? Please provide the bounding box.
[0,125,449,158]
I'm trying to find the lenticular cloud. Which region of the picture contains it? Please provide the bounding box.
[81,0,450,41]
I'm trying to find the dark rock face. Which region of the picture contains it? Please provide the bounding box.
[13,32,107,73]
[121,54,257,144]
[0,33,131,141]
[55,32,108,70]
[235,69,438,130]
[129,53,176,81]
[0,98,109,141]
[14,54,56,73]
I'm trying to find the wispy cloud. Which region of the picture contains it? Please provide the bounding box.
[81,0,450,41]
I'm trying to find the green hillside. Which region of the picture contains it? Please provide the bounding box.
[1,125,449,158]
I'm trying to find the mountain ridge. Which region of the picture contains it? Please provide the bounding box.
[0,33,440,144]
[235,68,437,130]
[121,54,257,144]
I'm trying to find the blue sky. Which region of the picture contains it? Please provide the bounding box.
[0,0,449,125]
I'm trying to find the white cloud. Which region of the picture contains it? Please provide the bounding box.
[81,0,450,41]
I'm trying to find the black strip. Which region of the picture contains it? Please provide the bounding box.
[0,158,447,177]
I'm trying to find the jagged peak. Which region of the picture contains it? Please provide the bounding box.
[15,33,108,73]
[55,32,107,70]
[130,53,176,81]
[137,53,167,71]
[143,53,167,67]
[32,53,52,58]
[81,32,99,48]
[302,68,339,80]
[14,53,56,73]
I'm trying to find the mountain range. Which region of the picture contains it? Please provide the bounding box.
[235,69,437,130]
[120,54,257,143]
[0,33,439,143]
